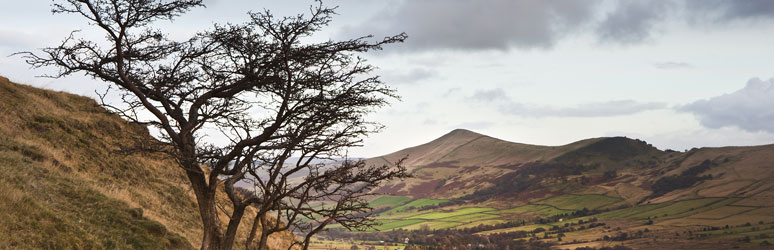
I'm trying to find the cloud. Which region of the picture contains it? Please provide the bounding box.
[679,77,774,133]
[595,0,774,45]
[653,61,693,69]
[687,0,774,21]
[718,0,774,20]
[381,68,437,85]
[596,0,673,44]
[339,0,601,51]
[594,0,774,45]
[339,0,774,52]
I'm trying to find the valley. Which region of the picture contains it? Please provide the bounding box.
[312,129,774,249]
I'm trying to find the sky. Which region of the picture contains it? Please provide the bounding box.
[2,0,774,157]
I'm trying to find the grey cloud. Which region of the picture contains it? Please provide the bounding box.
[596,0,673,44]
[381,68,437,85]
[719,0,774,20]
[339,0,774,52]
[687,0,774,21]
[599,0,774,45]
[339,0,601,51]
[654,61,693,70]
[680,77,774,133]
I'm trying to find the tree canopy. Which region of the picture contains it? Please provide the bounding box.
[19,0,407,249]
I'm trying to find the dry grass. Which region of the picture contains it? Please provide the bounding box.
[0,77,294,249]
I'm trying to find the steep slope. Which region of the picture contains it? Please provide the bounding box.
[0,76,292,249]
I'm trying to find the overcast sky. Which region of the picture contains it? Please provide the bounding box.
[2,0,774,157]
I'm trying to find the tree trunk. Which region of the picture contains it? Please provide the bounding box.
[258,214,271,250]
[200,198,224,250]
[222,204,247,250]
[245,213,262,250]
[186,169,224,250]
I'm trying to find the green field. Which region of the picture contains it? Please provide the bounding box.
[362,193,766,243]
[453,219,508,229]
[402,221,462,230]
[534,194,622,210]
[498,204,552,214]
[689,205,757,220]
[369,205,503,231]
[369,195,413,209]
[443,212,500,222]
[476,224,552,235]
[629,198,732,220]
[556,197,744,227]
[372,219,425,231]
[408,207,495,220]
[384,198,449,214]
[499,204,572,217]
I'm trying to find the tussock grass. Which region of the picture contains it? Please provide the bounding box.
[0,77,293,249]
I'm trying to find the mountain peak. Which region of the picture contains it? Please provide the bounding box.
[443,128,483,138]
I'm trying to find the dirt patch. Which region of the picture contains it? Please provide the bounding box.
[375,183,407,195]
[408,179,444,198]
[520,189,559,201]
[422,161,460,169]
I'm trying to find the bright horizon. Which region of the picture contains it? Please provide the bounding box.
[2,0,774,157]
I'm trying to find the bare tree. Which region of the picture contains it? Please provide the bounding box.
[18,0,407,249]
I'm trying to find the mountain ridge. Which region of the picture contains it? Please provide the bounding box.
[369,127,774,207]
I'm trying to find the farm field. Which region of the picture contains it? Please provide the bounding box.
[369,195,413,209]
[533,194,623,210]
[354,194,774,250]
[308,238,407,250]
[365,194,622,232]
[383,198,449,214]
[475,224,552,235]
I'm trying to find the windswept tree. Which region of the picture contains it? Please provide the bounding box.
[18,0,407,249]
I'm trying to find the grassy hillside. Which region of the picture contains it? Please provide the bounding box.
[0,76,292,249]
[370,128,774,207]
[369,129,603,199]
[339,127,774,249]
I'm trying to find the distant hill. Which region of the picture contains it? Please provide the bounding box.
[0,76,293,249]
[369,128,774,207]
[321,129,774,249]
